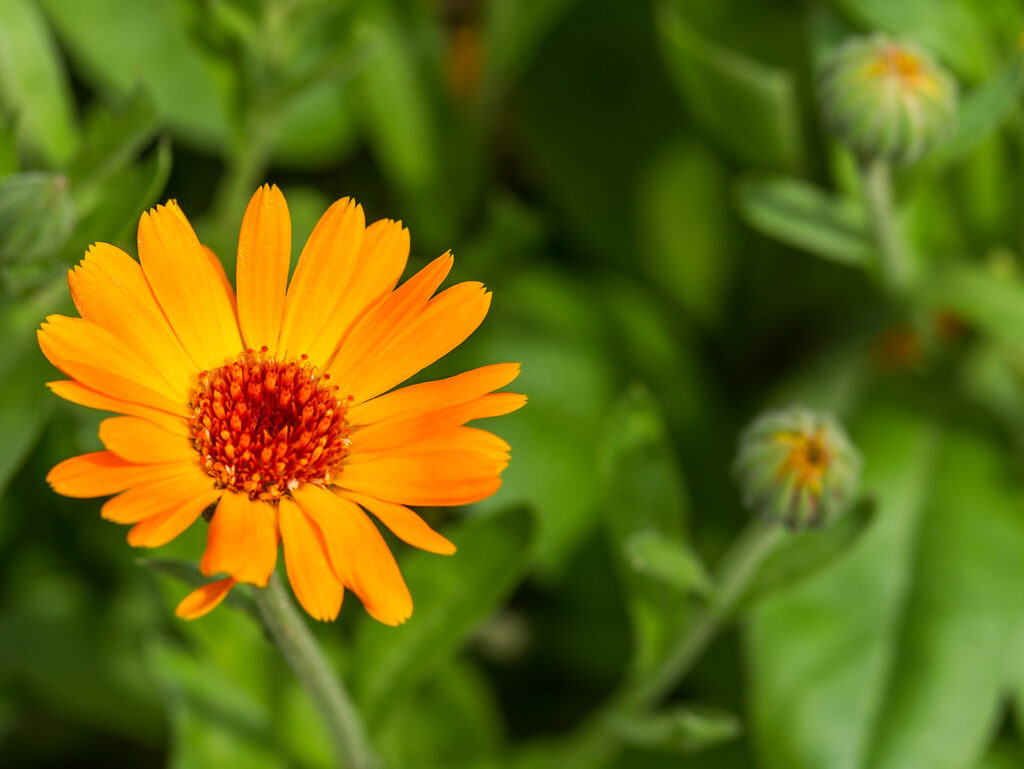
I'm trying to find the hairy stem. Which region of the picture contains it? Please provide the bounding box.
[860,157,912,294]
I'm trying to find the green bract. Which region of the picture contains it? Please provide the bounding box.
[818,35,958,165]
[734,406,862,528]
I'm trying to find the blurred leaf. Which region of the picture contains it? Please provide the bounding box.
[136,557,258,620]
[39,0,232,147]
[0,172,75,265]
[600,386,693,678]
[831,0,992,80]
[0,0,78,165]
[352,506,533,727]
[625,530,713,597]
[749,400,1024,769]
[145,637,285,769]
[737,176,871,267]
[923,264,1024,349]
[354,5,437,192]
[738,499,875,610]
[483,0,580,86]
[655,0,802,172]
[637,138,733,322]
[609,705,740,755]
[925,54,1024,171]
[971,744,1024,769]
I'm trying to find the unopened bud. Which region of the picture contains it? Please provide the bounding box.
[734,406,862,528]
[818,35,957,165]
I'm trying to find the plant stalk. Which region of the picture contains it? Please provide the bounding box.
[860,157,912,294]
[255,572,378,769]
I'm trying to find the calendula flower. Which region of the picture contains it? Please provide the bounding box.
[40,185,523,624]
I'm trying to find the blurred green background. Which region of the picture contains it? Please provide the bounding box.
[6,0,1024,767]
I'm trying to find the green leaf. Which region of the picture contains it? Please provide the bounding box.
[749,400,1024,769]
[0,0,78,165]
[737,176,872,267]
[738,498,875,609]
[624,530,713,597]
[655,0,802,172]
[351,506,533,728]
[600,386,693,677]
[925,54,1024,171]
[609,705,741,755]
[922,264,1024,349]
[136,557,258,620]
[0,172,76,266]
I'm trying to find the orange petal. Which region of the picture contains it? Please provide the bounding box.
[47,452,200,498]
[278,198,365,364]
[292,484,412,625]
[348,392,526,455]
[203,245,238,319]
[127,488,221,548]
[279,498,344,621]
[68,243,197,396]
[343,281,492,405]
[336,449,504,506]
[327,253,453,388]
[236,184,290,354]
[99,416,196,464]
[137,202,242,370]
[286,218,409,366]
[200,492,279,586]
[38,316,186,414]
[340,491,455,555]
[47,380,189,436]
[175,577,237,620]
[101,469,215,523]
[348,362,521,425]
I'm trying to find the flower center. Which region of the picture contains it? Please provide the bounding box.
[189,349,352,501]
[774,430,831,495]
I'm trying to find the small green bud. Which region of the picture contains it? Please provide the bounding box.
[818,34,957,165]
[734,406,862,528]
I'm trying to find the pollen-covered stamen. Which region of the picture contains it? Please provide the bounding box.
[189,348,353,501]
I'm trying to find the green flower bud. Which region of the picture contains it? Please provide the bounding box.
[734,406,862,528]
[818,34,957,165]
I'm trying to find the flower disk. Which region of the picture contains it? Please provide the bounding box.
[190,349,352,501]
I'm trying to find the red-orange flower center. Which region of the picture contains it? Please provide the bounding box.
[189,349,352,501]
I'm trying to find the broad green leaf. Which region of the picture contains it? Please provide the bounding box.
[737,176,871,267]
[600,386,693,678]
[145,638,285,769]
[608,705,740,755]
[738,499,875,609]
[0,172,75,266]
[971,744,1024,769]
[0,0,78,165]
[923,264,1024,349]
[831,0,992,80]
[625,530,713,597]
[925,55,1024,171]
[749,400,1024,769]
[136,557,258,620]
[483,0,581,86]
[655,0,803,172]
[351,506,533,727]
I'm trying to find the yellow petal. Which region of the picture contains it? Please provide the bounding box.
[127,488,221,548]
[236,184,290,354]
[101,469,215,523]
[175,577,237,620]
[278,197,365,364]
[99,416,196,464]
[200,492,279,586]
[339,491,455,555]
[137,202,242,370]
[279,498,344,621]
[337,449,504,506]
[47,451,200,498]
[292,484,412,625]
[47,380,189,436]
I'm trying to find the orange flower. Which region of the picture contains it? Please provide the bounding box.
[40,185,523,624]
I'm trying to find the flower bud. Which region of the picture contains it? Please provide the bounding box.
[734,406,862,528]
[818,34,957,165]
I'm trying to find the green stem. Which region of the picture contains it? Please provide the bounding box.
[860,157,911,294]
[254,572,379,769]
[618,517,782,711]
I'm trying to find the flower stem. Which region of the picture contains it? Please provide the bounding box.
[254,572,378,769]
[859,157,912,294]
[618,517,782,710]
